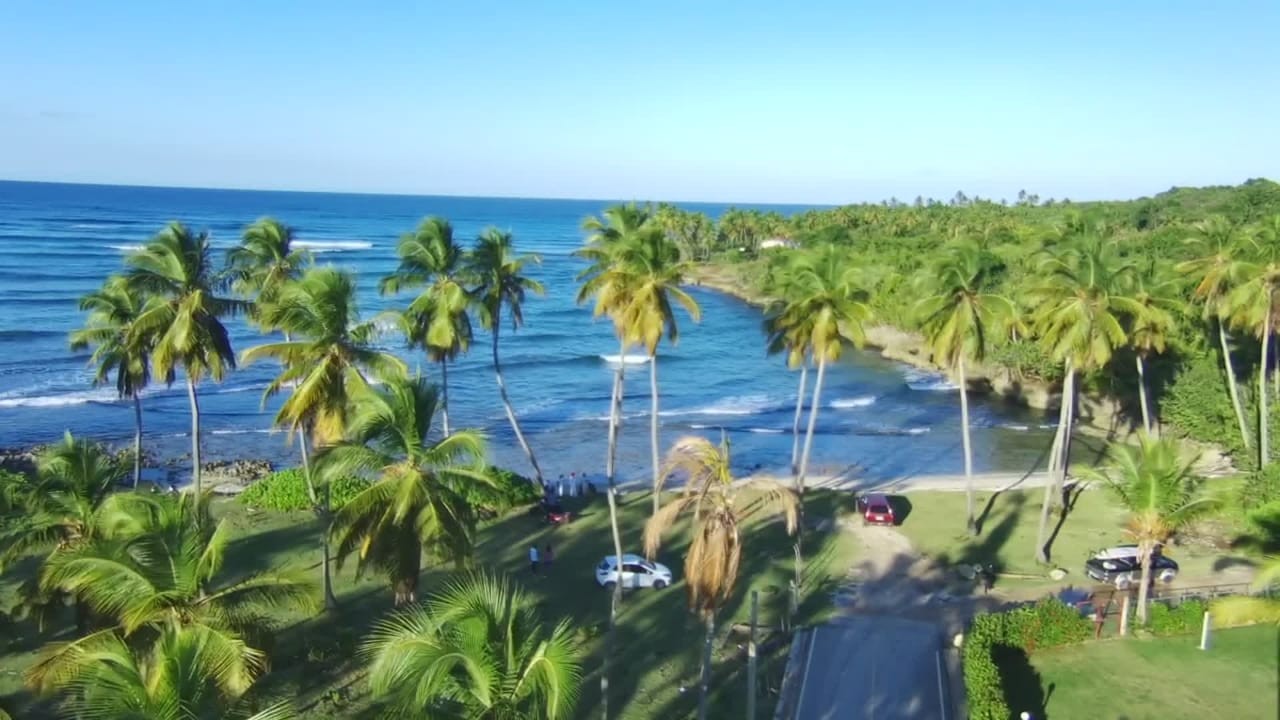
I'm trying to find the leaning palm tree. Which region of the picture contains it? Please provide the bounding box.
[1226,218,1280,467]
[362,573,582,720]
[320,376,494,607]
[380,217,472,437]
[70,276,154,487]
[608,226,702,515]
[241,266,407,609]
[1177,217,1253,454]
[227,217,310,321]
[576,202,652,719]
[27,621,294,720]
[1026,237,1139,563]
[126,223,242,496]
[913,242,1014,535]
[37,491,314,645]
[644,436,798,720]
[769,244,872,493]
[1128,261,1183,435]
[466,228,546,483]
[763,255,815,480]
[1081,436,1211,624]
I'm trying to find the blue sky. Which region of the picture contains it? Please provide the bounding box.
[1,1,1277,204]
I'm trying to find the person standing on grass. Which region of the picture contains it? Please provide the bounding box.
[544,543,554,568]
[529,544,540,575]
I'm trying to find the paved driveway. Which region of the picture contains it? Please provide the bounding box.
[777,616,951,719]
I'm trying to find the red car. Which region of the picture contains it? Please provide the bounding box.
[856,493,895,526]
[544,502,572,525]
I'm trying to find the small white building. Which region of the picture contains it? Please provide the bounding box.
[760,237,797,250]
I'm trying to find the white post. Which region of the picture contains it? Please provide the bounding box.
[1199,611,1212,650]
[1119,594,1131,637]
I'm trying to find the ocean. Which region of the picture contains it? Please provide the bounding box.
[0,180,1054,484]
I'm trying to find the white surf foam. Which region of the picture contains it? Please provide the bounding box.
[0,387,118,408]
[830,395,876,409]
[599,354,650,365]
[905,427,931,435]
[108,244,145,252]
[746,427,785,434]
[293,240,373,253]
[210,428,274,436]
[1000,423,1030,432]
[73,223,123,230]
[660,394,779,417]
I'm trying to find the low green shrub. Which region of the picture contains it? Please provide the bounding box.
[238,468,369,512]
[1146,599,1207,636]
[1242,465,1280,509]
[964,598,1092,720]
[465,466,543,518]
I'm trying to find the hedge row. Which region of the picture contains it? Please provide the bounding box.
[963,598,1091,720]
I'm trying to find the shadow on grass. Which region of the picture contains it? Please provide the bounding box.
[994,645,1048,719]
[1042,482,1089,564]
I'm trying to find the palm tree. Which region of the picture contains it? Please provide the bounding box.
[643,436,798,720]
[227,217,310,320]
[606,226,702,515]
[319,376,494,607]
[126,223,242,497]
[1177,217,1253,454]
[466,228,546,483]
[1128,261,1183,435]
[241,266,407,609]
[1026,237,1139,563]
[766,244,872,493]
[70,276,154,487]
[1226,218,1280,467]
[1081,436,1212,623]
[913,242,1014,534]
[362,573,582,719]
[27,622,294,720]
[576,202,652,719]
[1213,501,1280,625]
[37,492,314,645]
[763,256,813,480]
[380,217,472,437]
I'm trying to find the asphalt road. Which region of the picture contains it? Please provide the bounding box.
[788,616,950,720]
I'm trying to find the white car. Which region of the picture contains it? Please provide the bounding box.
[595,554,673,590]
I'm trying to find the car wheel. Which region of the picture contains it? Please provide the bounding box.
[603,581,616,591]
[1114,574,1133,590]
[653,580,668,590]
[1158,569,1177,584]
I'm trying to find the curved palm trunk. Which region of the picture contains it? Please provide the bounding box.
[1261,312,1272,467]
[792,355,827,614]
[601,340,627,720]
[298,430,337,610]
[959,358,976,535]
[440,359,451,437]
[696,610,716,720]
[492,323,543,483]
[1035,363,1073,564]
[790,363,809,479]
[650,353,661,516]
[1220,322,1252,452]
[1136,355,1153,435]
[186,378,202,497]
[132,394,143,488]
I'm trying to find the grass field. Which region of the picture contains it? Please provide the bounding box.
[1006,624,1279,719]
[893,482,1248,593]
[0,487,860,719]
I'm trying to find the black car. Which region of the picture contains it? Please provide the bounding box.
[1084,547,1179,589]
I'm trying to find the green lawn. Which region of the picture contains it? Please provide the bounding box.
[1008,624,1279,720]
[0,487,860,719]
[893,484,1245,592]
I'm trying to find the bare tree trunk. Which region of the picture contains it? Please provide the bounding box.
[601,340,627,720]
[1220,322,1252,452]
[959,357,976,535]
[1035,363,1073,564]
[440,359,451,437]
[1136,355,1153,435]
[795,356,827,493]
[790,362,808,479]
[650,353,661,516]
[186,377,202,497]
[132,394,143,488]
[297,429,335,609]
[696,610,716,720]
[320,482,338,610]
[298,429,318,505]
[1137,548,1153,625]
[1261,312,1272,467]
[492,321,543,483]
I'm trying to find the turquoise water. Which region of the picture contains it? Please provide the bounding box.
[0,180,1054,482]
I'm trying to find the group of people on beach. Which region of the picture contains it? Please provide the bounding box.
[544,471,596,499]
